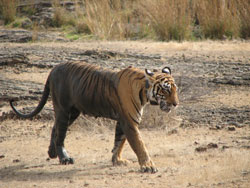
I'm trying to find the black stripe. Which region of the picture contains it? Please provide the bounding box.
[109,73,116,96]
[79,67,94,93]
[160,77,166,82]
[80,73,91,94]
[153,84,158,98]
[128,112,139,125]
[119,69,129,79]
[131,97,140,115]
[134,75,146,80]
[91,73,99,104]
[128,71,137,78]
[139,89,144,105]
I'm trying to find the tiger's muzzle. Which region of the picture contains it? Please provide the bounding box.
[150,98,178,113]
[159,101,177,113]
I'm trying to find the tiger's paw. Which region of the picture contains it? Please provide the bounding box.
[48,146,57,159]
[139,159,158,173]
[140,165,158,173]
[112,158,130,166]
[59,157,74,165]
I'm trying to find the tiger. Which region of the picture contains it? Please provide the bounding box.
[10,61,179,173]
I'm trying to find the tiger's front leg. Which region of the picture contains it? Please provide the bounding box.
[112,122,130,166]
[122,121,158,173]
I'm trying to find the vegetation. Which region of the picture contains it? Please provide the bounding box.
[140,0,191,41]
[194,0,240,39]
[0,0,249,40]
[0,0,17,24]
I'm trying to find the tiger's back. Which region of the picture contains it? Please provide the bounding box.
[57,62,121,119]
[53,62,147,122]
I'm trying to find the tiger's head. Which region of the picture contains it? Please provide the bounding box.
[145,67,179,113]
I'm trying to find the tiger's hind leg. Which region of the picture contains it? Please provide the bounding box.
[48,107,80,164]
[48,125,57,159]
[112,121,129,166]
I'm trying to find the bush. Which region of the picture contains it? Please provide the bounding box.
[9,17,32,29]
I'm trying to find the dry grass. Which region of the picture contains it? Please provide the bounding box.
[1,0,250,40]
[31,22,39,41]
[0,0,17,24]
[193,0,240,39]
[83,0,135,40]
[235,0,250,39]
[52,0,75,27]
[139,0,191,41]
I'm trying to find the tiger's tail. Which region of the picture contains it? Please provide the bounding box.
[10,79,50,119]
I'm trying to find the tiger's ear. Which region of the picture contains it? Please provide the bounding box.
[145,69,154,77]
[162,67,171,74]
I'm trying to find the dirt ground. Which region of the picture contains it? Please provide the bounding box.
[0,40,250,188]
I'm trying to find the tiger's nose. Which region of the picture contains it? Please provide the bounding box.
[173,102,178,107]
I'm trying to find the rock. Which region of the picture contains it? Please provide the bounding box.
[222,146,230,150]
[216,125,223,130]
[13,159,21,163]
[195,146,207,152]
[228,126,236,131]
[0,155,5,159]
[0,53,29,66]
[0,29,32,43]
[84,182,89,187]
[242,146,250,150]
[194,141,199,145]
[228,121,244,128]
[209,125,223,130]
[167,129,178,135]
[207,143,218,149]
[195,143,218,152]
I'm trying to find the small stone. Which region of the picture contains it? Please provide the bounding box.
[228,126,236,131]
[194,141,199,145]
[216,125,223,130]
[13,159,20,163]
[222,146,230,150]
[167,129,178,135]
[207,143,218,149]
[195,146,207,152]
[209,125,223,130]
[84,182,89,187]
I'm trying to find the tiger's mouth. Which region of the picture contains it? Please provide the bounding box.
[159,101,172,113]
[150,98,174,113]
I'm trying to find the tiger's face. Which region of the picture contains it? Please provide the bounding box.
[145,67,179,113]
